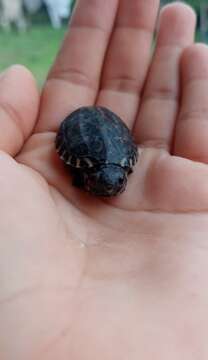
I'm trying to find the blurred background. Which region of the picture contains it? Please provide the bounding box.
[0,0,206,87]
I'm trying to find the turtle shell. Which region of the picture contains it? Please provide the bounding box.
[56,106,138,170]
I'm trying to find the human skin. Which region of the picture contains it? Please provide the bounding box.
[0,0,208,359]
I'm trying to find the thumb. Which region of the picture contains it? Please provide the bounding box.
[0,65,39,157]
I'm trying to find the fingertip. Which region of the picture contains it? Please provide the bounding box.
[2,64,36,83]
[0,65,40,156]
[1,64,39,104]
[181,43,208,81]
[157,2,196,45]
[2,64,40,102]
[0,65,40,137]
[160,1,196,23]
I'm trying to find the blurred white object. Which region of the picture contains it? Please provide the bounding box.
[0,0,27,31]
[44,0,72,28]
[23,0,42,14]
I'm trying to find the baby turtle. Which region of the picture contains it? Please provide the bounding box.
[55,106,138,197]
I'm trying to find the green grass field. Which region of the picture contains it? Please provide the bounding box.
[0,24,66,87]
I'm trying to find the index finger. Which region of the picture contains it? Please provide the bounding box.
[36,0,119,133]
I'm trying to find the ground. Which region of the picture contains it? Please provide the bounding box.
[0,24,66,87]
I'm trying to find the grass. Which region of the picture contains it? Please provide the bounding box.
[0,23,66,87]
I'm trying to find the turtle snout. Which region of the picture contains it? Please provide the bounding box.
[86,165,127,196]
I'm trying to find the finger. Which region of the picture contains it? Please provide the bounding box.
[96,0,160,129]
[134,3,196,149]
[0,65,39,157]
[145,151,208,212]
[36,0,119,133]
[174,44,208,163]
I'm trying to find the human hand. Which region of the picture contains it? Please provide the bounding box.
[1,1,207,359]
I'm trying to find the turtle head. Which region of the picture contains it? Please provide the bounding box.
[84,165,127,196]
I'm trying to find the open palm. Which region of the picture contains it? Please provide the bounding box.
[1,1,208,359]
